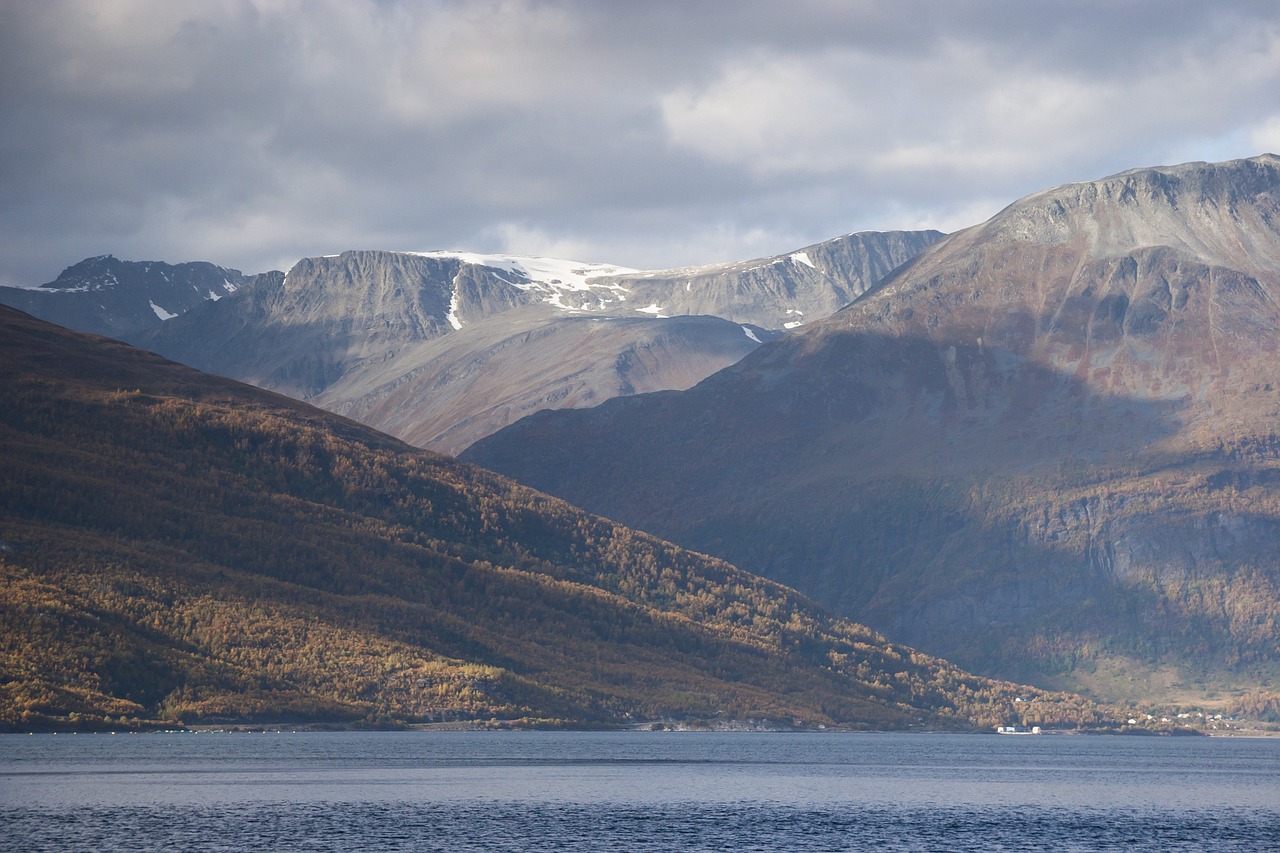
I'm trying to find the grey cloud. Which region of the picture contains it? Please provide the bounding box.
[2,0,1279,286]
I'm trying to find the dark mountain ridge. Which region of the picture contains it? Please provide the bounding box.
[0,255,282,342]
[464,154,1280,706]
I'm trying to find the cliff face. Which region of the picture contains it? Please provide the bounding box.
[139,251,538,399]
[464,155,1280,702]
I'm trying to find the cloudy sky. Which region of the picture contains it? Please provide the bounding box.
[3,0,1280,286]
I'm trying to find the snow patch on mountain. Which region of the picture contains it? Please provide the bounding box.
[446,287,463,330]
[413,251,638,313]
[149,301,178,321]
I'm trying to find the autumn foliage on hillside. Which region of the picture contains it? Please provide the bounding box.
[0,306,1114,731]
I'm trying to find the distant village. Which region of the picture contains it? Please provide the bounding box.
[997,707,1269,737]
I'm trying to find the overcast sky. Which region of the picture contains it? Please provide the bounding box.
[3,0,1280,286]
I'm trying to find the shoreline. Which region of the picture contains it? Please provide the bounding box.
[7,721,1275,737]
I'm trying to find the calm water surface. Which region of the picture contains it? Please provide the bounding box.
[2,731,1278,851]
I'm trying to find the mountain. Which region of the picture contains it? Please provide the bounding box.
[137,233,940,454]
[0,304,1115,732]
[0,255,282,342]
[464,155,1280,706]
[2,231,934,456]
[132,251,757,454]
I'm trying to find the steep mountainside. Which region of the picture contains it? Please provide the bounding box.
[465,155,1280,705]
[0,255,282,341]
[130,231,938,454]
[0,305,1114,732]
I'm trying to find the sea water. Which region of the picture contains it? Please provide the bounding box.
[2,730,1278,851]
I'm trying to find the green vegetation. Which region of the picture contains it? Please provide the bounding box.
[0,306,1115,731]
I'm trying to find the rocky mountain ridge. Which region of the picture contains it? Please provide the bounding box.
[602,229,944,328]
[0,255,282,342]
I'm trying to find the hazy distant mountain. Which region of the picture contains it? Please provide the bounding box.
[0,255,282,341]
[464,154,1280,706]
[133,231,939,454]
[0,304,1116,732]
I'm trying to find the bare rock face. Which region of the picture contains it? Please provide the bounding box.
[138,250,551,400]
[464,155,1280,702]
[133,232,937,454]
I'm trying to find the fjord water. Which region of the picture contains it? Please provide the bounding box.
[2,732,1278,851]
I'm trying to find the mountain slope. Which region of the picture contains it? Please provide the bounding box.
[464,155,1280,704]
[0,305,1110,732]
[312,308,776,453]
[0,255,281,342]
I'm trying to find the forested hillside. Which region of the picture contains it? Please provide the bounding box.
[0,306,1112,732]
